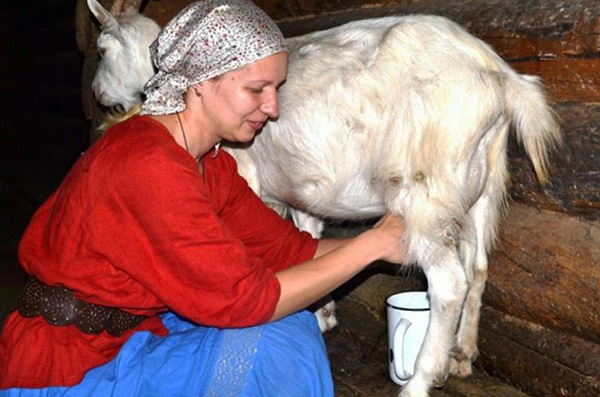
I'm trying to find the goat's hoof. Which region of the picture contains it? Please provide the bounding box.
[314,301,338,333]
[449,347,477,377]
[449,355,474,378]
[433,373,448,389]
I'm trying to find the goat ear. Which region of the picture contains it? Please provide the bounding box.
[87,0,119,31]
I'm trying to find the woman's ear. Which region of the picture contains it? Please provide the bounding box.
[192,85,201,97]
[191,81,206,97]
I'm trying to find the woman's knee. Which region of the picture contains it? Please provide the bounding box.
[246,311,333,396]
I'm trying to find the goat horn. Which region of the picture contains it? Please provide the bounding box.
[123,0,143,14]
[110,0,142,17]
[109,0,125,16]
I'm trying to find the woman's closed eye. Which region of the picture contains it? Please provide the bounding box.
[247,86,264,94]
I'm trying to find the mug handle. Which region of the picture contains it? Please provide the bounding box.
[393,318,412,380]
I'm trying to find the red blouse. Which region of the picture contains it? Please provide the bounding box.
[0,116,318,388]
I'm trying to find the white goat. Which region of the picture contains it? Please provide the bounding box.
[87,1,561,396]
[88,0,160,110]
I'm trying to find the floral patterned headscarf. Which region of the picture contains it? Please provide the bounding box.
[141,0,287,115]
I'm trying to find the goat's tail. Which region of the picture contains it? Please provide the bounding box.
[503,73,562,185]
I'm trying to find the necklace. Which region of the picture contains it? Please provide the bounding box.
[175,112,190,154]
[175,112,221,160]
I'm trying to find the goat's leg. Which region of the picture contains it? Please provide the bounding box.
[450,202,489,377]
[399,246,468,397]
[308,296,338,332]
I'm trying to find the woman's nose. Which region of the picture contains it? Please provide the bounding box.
[260,91,279,118]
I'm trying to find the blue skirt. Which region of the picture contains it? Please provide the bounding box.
[0,311,333,397]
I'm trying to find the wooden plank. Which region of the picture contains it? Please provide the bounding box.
[272,0,600,104]
[509,60,600,104]
[508,103,600,219]
[142,0,192,27]
[485,203,600,344]
[478,305,600,397]
[143,0,380,25]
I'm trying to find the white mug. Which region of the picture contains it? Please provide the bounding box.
[386,291,430,385]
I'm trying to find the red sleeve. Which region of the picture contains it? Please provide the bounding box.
[205,152,318,273]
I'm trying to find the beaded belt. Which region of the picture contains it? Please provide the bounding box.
[13,277,146,336]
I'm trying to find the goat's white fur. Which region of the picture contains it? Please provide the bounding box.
[88,2,561,395]
[88,0,160,110]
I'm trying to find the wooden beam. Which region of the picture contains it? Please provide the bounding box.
[273,0,600,104]
[510,60,600,104]
[478,305,600,397]
[508,103,600,219]
[485,203,600,344]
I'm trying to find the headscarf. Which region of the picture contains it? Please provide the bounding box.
[141,0,287,115]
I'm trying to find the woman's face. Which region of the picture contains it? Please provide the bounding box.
[199,52,288,143]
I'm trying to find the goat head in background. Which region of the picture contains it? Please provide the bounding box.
[87,0,160,110]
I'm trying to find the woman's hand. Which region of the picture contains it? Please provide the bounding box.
[271,213,407,322]
[366,213,407,264]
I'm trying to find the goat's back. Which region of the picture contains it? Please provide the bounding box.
[250,16,514,220]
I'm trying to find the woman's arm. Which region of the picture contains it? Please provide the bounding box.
[270,214,407,322]
[312,237,348,258]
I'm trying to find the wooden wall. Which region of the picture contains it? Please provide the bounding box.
[1,0,88,205]
[77,0,599,395]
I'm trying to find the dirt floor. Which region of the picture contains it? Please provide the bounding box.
[325,299,529,396]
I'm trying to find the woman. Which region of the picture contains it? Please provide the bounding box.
[0,1,407,395]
